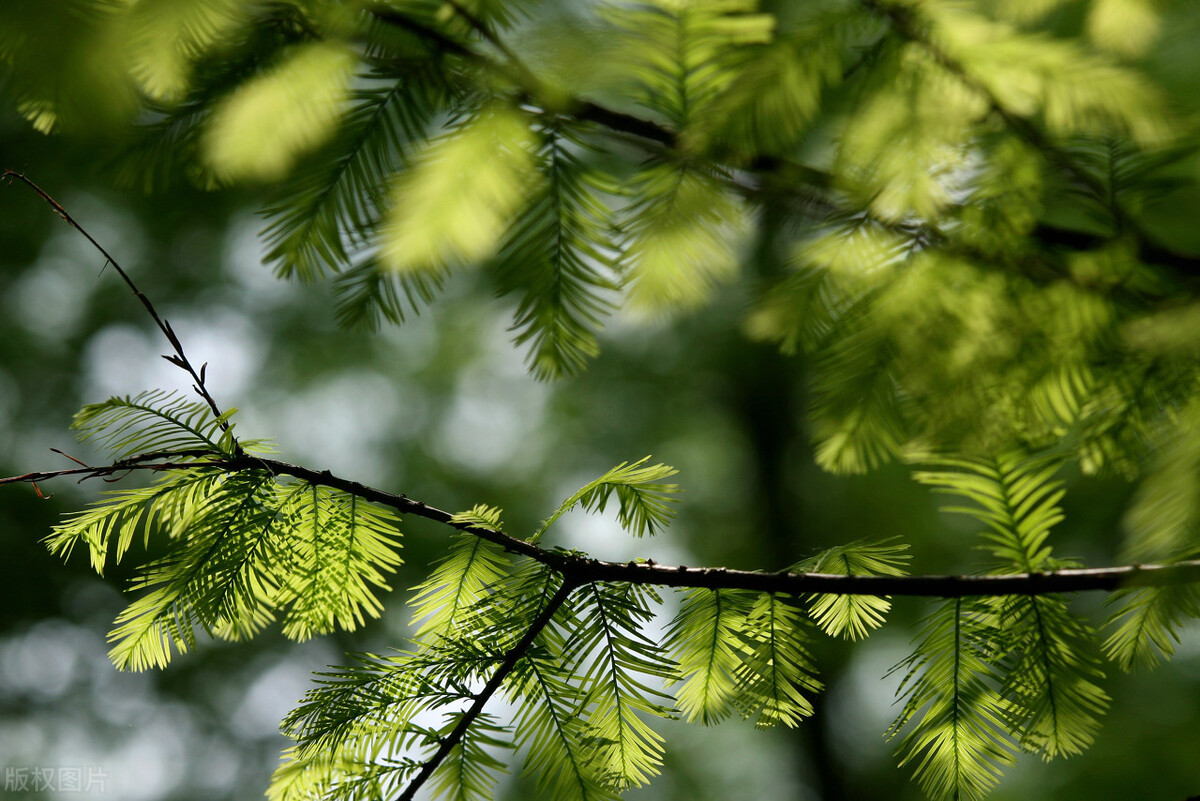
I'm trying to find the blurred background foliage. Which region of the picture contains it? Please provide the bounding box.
[2,0,1200,800]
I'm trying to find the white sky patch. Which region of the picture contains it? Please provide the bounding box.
[0,621,96,701]
[58,193,149,272]
[83,309,262,407]
[232,657,327,739]
[6,254,95,343]
[825,633,909,764]
[434,391,543,476]
[98,705,194,801]
[159,310,264,401]
[252,369,404,482]
[83,324,167,398]
[432,317,552,478]
[8,191,146,343]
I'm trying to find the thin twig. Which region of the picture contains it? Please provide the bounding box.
[395,578,578,801]
[2,170,240,452]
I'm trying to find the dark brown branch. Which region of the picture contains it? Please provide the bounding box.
[367,2,678,150]
[395,578,577,801]
[1,170,239,451]
[7,456,1200,598]
[0,450,223,488]
[3,169,1198,599]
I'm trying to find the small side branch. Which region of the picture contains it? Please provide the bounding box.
[395,578,578,801]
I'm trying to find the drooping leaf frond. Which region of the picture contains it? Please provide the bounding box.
[105,469,281,670]
[45,469,222,574]
[601,0,773,302]
[72,390,239,460]
[1122,399,1200,561]
[927,2,1171,146]
[331,259,447,330]
[621,162,749,313]
[48,464,403,671]
[503,571,618,801]
[380,105,541,274]
[274,562,572,801]
[912,452,1110,758]
[532,457,679,543]
[204,40,358,182]
[508,643,619,801]
[666,588,754,725]
[836,38,985,222]
[408,533,512,642]
[124,0,250,102]
[890,597,1015,801]
[797,538,910,639]
[733,592,822,729]
[428,711,511,801]
[563,582,675,791]
[271,648,488,801]
[703,6,868,157]
[809,324,907,474]
[275,486,405,640]
[666,587,822,729]
[1103,584,1200,671]
[262,70,448,282]
[995,593,1110,758]
[492,126,621,380]
[601,0,774,132]
[104,7,311,191]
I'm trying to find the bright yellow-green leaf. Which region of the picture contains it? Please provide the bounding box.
[837,46,985,221]
[381,108,541,273]
[204,41,357,182]
[625,165,748,312]
[929,4,1171,144]
[988,0,1068,23]
[1088,0,1161,57]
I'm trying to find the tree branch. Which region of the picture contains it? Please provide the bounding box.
[7,456,1200,598]
[4,169,1197,601]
